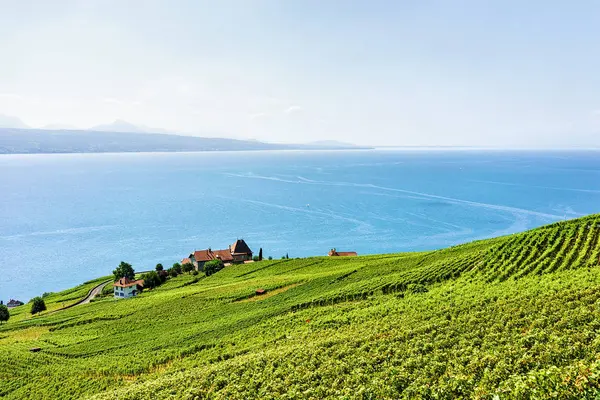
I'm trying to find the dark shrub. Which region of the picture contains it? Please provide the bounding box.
[140,271,161,290]
[31,297,46,314]
[407,283,428,294]
[0,305,9,324]
[204,259,224,276]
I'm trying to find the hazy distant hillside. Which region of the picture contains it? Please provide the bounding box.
[0,128,285,153]
[0,128,371,154]
[0,114,29,129]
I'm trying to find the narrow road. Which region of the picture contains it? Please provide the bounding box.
[44,280,111,316]
[49,271,152,314]
[72,271,152,307]
[79,280,111,305]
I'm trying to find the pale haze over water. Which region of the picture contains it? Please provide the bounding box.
[1,150,600,301]
[1,2,600,147]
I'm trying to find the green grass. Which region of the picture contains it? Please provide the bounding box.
[4,276,112,322]
[2,215,600,399]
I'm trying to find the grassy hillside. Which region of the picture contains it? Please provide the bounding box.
[4,276,112,323]
[2,214,600,399]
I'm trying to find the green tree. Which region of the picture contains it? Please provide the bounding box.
[172,263,182,274]
[268,256,273,260]
[140,271,161,290]
[204,259,224,276]
[168,268,178,278]
[31,297,46,315]
[258,248,263,261]
[0,304,9,324]
[182,263,194,273]
[157,270,168,283]
[155,263,164,272]
[113,261,135,281]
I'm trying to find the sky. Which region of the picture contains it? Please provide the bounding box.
[1,0,600,147]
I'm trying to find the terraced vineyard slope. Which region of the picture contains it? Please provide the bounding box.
[2,214,600,399]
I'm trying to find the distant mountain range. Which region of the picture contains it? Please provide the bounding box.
[0,127,371,154]
[0,115,369,154]
[0,114,29,129]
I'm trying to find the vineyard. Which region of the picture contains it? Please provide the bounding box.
[2,214,600,399]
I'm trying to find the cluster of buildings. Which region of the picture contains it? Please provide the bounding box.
[182,239,254,270]
[112,239,254,300]
[111,240,358,300]
[328,248,358,257]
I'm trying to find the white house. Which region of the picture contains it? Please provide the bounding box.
[113,277,144,299]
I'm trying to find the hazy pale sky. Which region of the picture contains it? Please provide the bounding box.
[1,0,600,146]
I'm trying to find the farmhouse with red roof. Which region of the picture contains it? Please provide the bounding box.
[328,248,358,257]
[113,277,144,299]
[189,239,252,270]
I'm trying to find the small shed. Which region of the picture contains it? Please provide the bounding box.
[255,288,266,295]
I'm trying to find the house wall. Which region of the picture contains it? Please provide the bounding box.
[196,261,206,271]
[114,285,138,298]
[233,254,252,263]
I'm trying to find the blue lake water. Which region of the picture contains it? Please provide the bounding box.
[1,149,600,301]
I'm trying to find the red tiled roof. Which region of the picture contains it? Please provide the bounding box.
[181,258,192,265]
[193,248,234,262]
[255,288,266,295]
[113,277,144,288]
[231,239,252,255]
[193,250,213,262]
[328,250,358,257]
[213,249,234,262]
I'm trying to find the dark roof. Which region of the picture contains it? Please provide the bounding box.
[7,299,23,307]
[231,239,252,255]
[113,277,144,288]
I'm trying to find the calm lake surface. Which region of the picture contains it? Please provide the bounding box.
[2,149,600,301]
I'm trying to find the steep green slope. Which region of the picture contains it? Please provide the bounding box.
[1,215,600,399]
